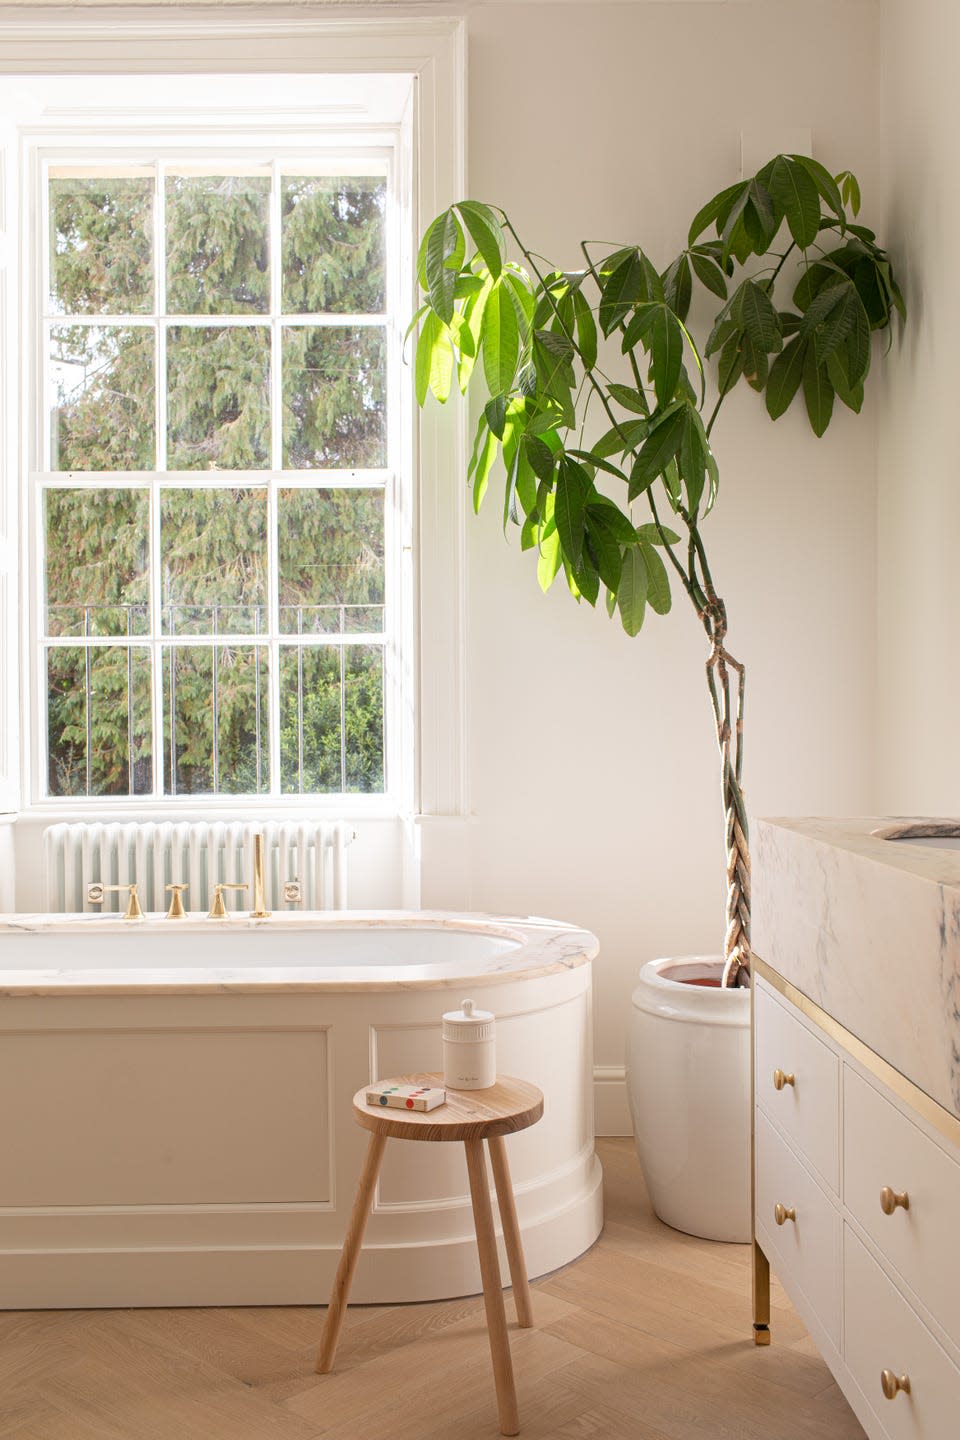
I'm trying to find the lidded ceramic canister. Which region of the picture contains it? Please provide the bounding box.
[442,997,496,1090]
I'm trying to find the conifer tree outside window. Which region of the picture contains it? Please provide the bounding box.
[39,159,395,801]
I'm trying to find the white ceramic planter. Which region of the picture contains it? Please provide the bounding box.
[626,955,751,1243]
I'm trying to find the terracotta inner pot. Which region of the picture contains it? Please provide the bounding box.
[680,976,723,988]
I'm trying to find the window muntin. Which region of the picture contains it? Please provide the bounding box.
[37,155,396,802]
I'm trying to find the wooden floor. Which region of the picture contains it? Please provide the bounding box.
[2,1138,865,1440]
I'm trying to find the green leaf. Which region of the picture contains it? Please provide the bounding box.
[826,348,865,412]
[690,251,728,298]
[743,180,780,255]
[537,523,562,592]
[585,514,623,591]
[523,433,557,484]
[455,200,503,279]
[836,170,862,217]
[737,279,783,354]
[617,547,648,636]
[573,289,598,369]
[599,250,643,336]
[766,156,821,248]
[482,281,520,395]
[628,406,687,500]
[662,254,692,321]
[621,303,684,408]
[607,383,649,416]
[424,210,464,324]
[791,155,845,225]
[678,406,707,512]
[472,427,498,512]
[568,449,628,483]
[555,456,593,566]
[485,394,507,439]
[688,181,746,246]
[718,331,745,397]
[457,273,493,392]
[765,337,807,419]
[415,311,444,406]
[587,496,638,543]
[636,522,681,546]
[641,543,671,614]
[802,344,835,436]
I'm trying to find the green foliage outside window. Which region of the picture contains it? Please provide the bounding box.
[43,169,390,798]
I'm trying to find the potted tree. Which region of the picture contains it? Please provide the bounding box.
[411,156,903,1240]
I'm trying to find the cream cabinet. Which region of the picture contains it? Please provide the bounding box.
[753,967,960,1439]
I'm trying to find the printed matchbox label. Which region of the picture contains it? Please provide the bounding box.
[366,1085,446,1112]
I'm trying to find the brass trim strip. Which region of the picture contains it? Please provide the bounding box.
[753,955,960,1151]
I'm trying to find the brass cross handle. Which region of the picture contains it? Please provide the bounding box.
[773,1068,796,1091]
[880,1186,910,1215]
[208,882,247,920]
[165,883,189,920]
[880,1369,911,1400]
[94,883,144,921]
[774,1203,797,1226]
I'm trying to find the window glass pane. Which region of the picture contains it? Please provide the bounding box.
[50,325,155,471]
[49,174,154,316]
[167,326,270,469]
[45,489,149,637]
[278,488,384,634]
[281,176,385,314]
[163,644,269,796]
[161,487,267,635]
[282,326,386,469]
[47,645,153,796]
[279,644,383,794]
[165,173,270,315]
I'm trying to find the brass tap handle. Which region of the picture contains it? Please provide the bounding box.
[880,1370,911,1401]
[773,1068,796,1091]
[774,1203,797,1227]
[251,831,270,919]
[880,1187,910,1216]
[98,883,144,921]
[208,882,247,920]
[165,883,189,920]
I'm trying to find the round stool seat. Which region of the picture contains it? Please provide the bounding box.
[353,1073,543,1142]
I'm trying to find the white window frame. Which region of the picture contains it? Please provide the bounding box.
[0,12,468,825]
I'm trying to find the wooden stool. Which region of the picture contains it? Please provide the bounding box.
[316,1072,544,1436]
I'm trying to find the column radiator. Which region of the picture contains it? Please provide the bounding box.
[42,821,352,914]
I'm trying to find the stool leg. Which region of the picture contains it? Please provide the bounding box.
[464,1138,520,1437]
[487,1134,533,1329]
[316,1130,387,1374]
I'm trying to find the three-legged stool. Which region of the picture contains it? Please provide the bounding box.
[316,1072,544,1436]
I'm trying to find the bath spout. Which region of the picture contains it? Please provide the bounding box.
[251,832,270,919]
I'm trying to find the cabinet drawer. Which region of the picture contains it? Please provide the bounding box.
[844,1226,960,1439]
[756,982,840,1191]
[756,1108,841,1349]
[844,1066,960,1344]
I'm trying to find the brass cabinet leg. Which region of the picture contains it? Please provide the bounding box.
[753,1239,771,1345]
[487,1134,534,1328]
[316,1131,388,1373]
[465,1138,520,1437]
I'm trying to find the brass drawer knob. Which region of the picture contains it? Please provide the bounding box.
[880,1369,911,1400]
[774,1203,797,1226]
[773,1068,796,1091]
[880,1187,910,1215]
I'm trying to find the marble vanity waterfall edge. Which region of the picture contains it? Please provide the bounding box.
[753,817,960,1121]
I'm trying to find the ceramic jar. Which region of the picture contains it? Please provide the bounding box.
[442,997,496,1089]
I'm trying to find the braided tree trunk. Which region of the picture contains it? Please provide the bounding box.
[704,599,751,988]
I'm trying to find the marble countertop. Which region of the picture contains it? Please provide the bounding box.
[754,817,960,1120]
[0,910,599,996]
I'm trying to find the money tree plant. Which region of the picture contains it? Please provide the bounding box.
[411,156,904,986]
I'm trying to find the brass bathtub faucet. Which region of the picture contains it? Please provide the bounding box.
[251,832,270,919]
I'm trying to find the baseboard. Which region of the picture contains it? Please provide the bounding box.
[594,1065,632,1137]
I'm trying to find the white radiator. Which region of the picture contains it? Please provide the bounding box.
[42,821,352,914]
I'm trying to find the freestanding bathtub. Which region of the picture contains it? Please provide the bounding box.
[0,910,601,1308]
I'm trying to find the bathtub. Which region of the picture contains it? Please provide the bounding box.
[0,910,601,1308]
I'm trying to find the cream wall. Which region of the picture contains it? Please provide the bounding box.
[3,2,886,1129]
[876,0,959,814]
